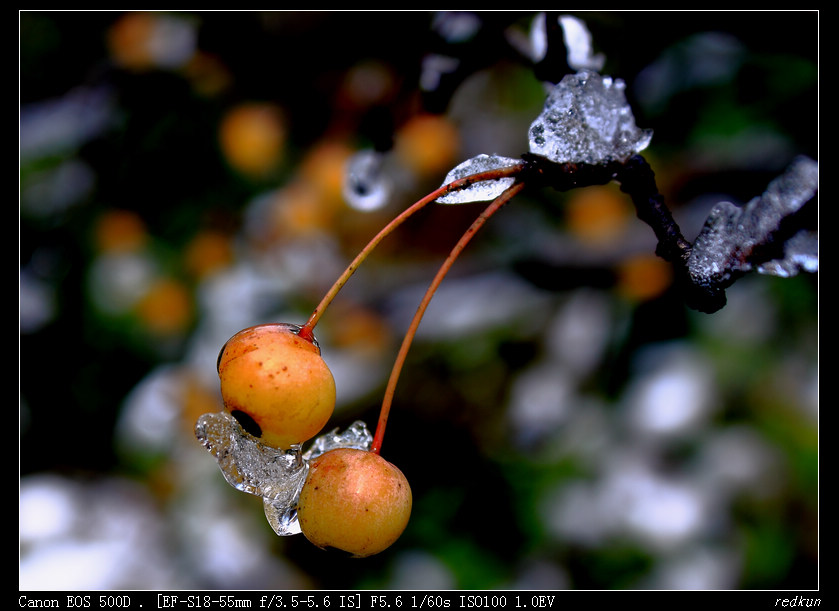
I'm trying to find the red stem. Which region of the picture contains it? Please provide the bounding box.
[297,163,524,344]
[370,181,526,455]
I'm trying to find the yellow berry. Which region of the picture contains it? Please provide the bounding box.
[298,448,412,557]
[217,323,336,449]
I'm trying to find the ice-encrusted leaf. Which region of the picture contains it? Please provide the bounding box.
[528,71,653,165]
[436,154,522,204]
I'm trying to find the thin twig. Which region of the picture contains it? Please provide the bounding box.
[371,181,527,455]
[298,163,526,342]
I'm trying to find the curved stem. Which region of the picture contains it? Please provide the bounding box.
[297,163,525,343]
[371,181,526,455]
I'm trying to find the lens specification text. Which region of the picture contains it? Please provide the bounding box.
[255,595,556,610]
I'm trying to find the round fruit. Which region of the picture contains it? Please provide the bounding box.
[298,448,412,557]
[217,323,336,449]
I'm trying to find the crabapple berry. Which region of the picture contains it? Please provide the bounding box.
[217,323,336,449]
[297,448,412,557]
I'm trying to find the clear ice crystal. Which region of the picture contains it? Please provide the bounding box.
[195,412,373,536]
[528,71,653,165]
[436,154,523,204]
[301,419,373,460]
[194,412,308,503]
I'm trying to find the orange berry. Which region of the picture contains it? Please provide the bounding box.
[298,448,412,557]
[217,324,335,449]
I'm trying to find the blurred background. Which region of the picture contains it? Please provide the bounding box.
[20,11,817,590]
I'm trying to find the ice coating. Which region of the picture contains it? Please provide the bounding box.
[528,71,653,165]
[757,231,818,278]
[194,411,307,503]
[263,497,303,536]
[688,155,818,286]
[195,413,373,536]
[436,154,523,204]
[300,419,373,459]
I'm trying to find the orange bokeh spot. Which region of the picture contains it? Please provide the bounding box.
[107,13,158,71]
[298,140,354,206]
[182,51,232,97]
[565,185,634,245]
[328,305,392,355]
[270,180,337,237]
[616,254,673,302]
[179,371,224,437]
[135,277,193,335]
[219,103,286,178]
[94,209,148,253]
[394,114,460,177]
[184,230,234,279]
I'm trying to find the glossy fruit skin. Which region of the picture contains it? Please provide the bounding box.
[298,448,412,557]
[217,323,336,449]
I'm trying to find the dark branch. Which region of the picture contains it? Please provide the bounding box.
[519,153,818,314]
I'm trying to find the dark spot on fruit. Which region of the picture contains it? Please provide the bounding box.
[231,410,262,438]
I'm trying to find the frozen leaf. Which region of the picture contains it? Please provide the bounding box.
[528,71,653,165]
[436,154,522,204]
[687,155,818,293]
[195,413,373,536]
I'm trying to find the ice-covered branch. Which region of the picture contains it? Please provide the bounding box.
[685,155,818,311]
[350,14,817,314]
